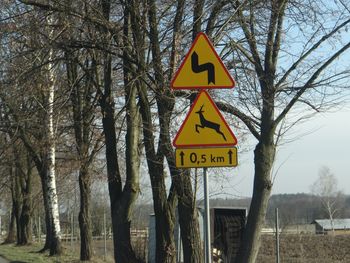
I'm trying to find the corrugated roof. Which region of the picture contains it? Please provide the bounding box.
[313,219,350,230]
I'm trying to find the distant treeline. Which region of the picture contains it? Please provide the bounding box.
[133,193,350,228]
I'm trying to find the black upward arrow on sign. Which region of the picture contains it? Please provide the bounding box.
[179,151,185,166]
[191,51,215,84]
[228,149,233,164]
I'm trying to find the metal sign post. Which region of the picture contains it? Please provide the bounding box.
[203,167,212,263]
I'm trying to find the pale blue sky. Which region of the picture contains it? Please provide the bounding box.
[230,107,350,197]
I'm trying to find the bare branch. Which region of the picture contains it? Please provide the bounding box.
[276,17,350,89]
[275,41,350,126]
[216,101,260,140]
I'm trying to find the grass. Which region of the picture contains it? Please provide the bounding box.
[0,242,113,263]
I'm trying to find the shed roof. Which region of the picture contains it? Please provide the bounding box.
[313,219,350,230]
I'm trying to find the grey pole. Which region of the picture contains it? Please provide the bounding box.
[275,208,280,263]
[38,216,41,243]
[71,212,74,250]
[203,168,212,263]
[104,208,107,260]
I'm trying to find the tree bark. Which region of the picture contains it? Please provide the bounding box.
[78,166,92,260]
[99,68,141,262]
[18,173,32,245]
[13,167,22,245]
[3,173,17,245]
[38,167,52,252]
[14,148,33,246]
[45,14,62,255]
[236,141,275,263]
[4,208,16,244]
[193,0,205,40]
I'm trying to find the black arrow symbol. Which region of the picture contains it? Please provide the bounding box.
[180,151,185,166]
[228,150,233,164]
[191,51,215,84]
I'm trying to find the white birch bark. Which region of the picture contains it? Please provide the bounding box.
[46,14,61,242]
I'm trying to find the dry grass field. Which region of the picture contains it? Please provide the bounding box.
[257,234,350,263]
[90,233,350,262]
[1,234,350,262]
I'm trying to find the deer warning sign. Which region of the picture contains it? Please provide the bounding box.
[173,91,237,147]
[171,32,235,90]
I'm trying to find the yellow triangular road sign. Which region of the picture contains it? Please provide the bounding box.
[173,91,237,147]
[171,32,235,90]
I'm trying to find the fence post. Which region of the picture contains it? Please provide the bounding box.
[38,216,41,243]
[275,208,280,263]
[104,208,107,260]
[71,212,74,250]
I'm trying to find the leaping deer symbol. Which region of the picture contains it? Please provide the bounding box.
[195,104,227,141]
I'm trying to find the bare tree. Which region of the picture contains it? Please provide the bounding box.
[310,166,344,232]
[204,1,350,262]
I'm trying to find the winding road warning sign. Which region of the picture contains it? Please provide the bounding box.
[173,90,237,147]
[171,32,235,89]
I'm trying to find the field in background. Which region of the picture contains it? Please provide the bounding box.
[1,233,350,262]
[258,234,350,263]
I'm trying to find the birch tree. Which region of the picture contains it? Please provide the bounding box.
[0,3,63,254]
[310,166,344,233]
[43,14,62,255]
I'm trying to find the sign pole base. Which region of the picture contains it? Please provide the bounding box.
[204,167,212,263]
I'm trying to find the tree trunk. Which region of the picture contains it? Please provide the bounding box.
[18,196,32,245]
[13,167,22,245]
[101,100,141,263]
[99,51,141,263]
[45,153,62,256]
[46,15,62,254]
[192,0,205,40]
[138,83,177,263]
[66,50,94,261]
[138,93,177,263]
[18,152,33,245]
[3,203,16,244]
[112,209,139,263]
[175,170,203,263]
[78,166,92,261]
[157,90,203,262]
[18,130,58,254]
[117,36,142,261]
[39,168,52,252]
[152,172,176,263]
[96,2,142,262]
[236,141,275,263]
